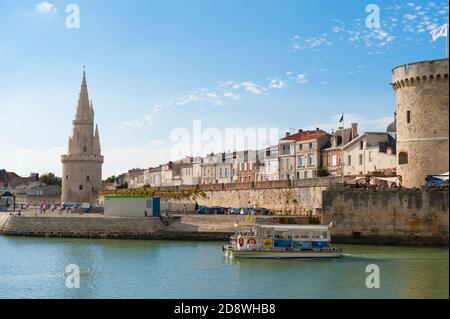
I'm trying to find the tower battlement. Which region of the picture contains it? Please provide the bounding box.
[392,58,449,91]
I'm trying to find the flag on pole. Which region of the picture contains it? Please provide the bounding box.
[339,114,344,123]
[431,23,448,41]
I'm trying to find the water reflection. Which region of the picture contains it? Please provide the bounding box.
[0,237,448,299]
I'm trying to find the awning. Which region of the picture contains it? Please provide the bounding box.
[372,177,399,184]
[347,177,366,183]
[431,172,449,181]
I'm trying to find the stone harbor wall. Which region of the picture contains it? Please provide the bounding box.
[1,187,449,246]
[320,187,449,245]
[1,215,168,239]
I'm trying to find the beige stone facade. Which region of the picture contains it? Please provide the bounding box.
[61,71,103,203]
[392,59,449,188]
[343,133,396,176]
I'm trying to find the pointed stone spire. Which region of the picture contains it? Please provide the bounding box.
[90,100,95,118]
[93,124,101,154]
[75,68,93,123]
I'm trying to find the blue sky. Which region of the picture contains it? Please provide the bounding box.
[0,0,448,177]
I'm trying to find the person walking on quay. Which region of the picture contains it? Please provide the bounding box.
[39,202,44,214]
[182,204,187,215]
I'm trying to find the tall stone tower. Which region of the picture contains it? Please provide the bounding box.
[61,70,104,204]
[392,59,449,188]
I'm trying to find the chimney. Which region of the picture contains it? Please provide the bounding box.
[351,123,358,140]
[285,132,291,137]
[298,129,303,133]
[316,127,320,131]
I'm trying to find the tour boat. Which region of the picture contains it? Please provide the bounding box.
[223,219,342,259]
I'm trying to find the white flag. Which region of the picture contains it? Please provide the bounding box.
[431,23,448,42]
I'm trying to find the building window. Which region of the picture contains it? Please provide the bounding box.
[79,185,83,190]
[304,172,308,179]
[309,143,313,149]
[360,141,364,150]
[66,175,68,180]
[296,172,300,179]
[308,155,313,166]
[368,152,373,162]
[359,154,363,165]
[86,176,90,182]
[347,155,351,166]
[83,145,87,152]
[399,152,408,165]
[406,111,411,124]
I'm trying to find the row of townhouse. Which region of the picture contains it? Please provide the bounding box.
[115,121,397,189]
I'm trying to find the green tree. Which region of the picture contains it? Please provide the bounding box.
[317,165,329,177]
[105,175,117,183]
[40,172,62,186]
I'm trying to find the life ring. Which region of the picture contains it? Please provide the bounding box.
[263,239,272,247]
[238,238,244,246]
[248,238,257,245]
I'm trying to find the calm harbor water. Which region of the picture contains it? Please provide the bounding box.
[0,235,448,299]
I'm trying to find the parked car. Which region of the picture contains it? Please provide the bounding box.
[227,208,240,215]
[198,206,214,215]
[62,202,80,209]
[253,208,273,216]
[211,206,227,214]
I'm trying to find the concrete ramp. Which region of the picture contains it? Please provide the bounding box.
[0,213,9,231]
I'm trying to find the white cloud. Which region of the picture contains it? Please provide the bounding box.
[35,2,57,15]
[223,92,240,100]
[241,82,265,95]
[288,34,331,52]
[296,74,308,84]
[403,14,417,21]
[267,78,287,89]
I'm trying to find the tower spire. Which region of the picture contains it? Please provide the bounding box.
[75,67,92,123]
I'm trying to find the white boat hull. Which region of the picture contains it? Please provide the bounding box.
[225,249,342,259]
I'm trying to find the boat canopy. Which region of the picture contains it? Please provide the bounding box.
[259,225,329,232]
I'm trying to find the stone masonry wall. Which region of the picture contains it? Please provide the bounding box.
[1,215,167,239]
[123,177,343,215]
[320,187,449,245]
[198,186,326,214]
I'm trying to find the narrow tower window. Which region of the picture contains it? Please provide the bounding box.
[83,145,87,152]
[406,111,411,124]
[399,152,408,165]
[79,185,83,190]
[86,176,90,182]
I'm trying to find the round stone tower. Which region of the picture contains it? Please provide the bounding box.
[392,58,449,188]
